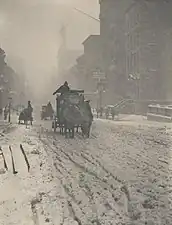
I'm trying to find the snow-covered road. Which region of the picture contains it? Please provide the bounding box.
[0,118,172,224]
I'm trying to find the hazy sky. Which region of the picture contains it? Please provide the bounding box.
[0,0,99,98]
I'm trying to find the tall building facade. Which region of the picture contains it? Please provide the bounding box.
[57,25,82,86]
[162,27,172,100]
[99,0,172,103]
[125,0,172,100]
[74,35,102,107]
[99,0,133,103]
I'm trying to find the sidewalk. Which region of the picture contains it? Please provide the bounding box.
[0,114,18,135]
[0,122,63,224]
[0,115,6,126]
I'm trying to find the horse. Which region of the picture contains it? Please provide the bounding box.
[57,98,93,139]
[62,104,79,138]
[18,108,33,126]
[64,101,93,138]
[46,103,54,120]
[80,101,93,138]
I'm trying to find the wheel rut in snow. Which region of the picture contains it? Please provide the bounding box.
[39,133,127,224]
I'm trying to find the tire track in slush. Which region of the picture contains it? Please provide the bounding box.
[40,134,126,224]
[41,121,172,224]
[68,124,171,212]
[40,138,86,224]
[43,133,124,196]
[53,131,124,184]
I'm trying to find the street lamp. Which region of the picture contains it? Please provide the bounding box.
[128,73,141,114]
[0,74,7,114]
[128,73,140,100]
[97,80,106,117]
[8,96,12,123]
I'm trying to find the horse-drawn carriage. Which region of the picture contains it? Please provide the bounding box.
[18,107,33,125]
[52,89,93,138]
[105,105,116,120]
[41,104,54,120]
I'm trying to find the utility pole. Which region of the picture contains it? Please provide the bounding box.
[128,74,140,114]
[93,71,106,117]
[73,7,103,115]
[8,97,12,123]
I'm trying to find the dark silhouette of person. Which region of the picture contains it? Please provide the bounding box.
[85,100,93,121]
[27,100,33,117]
[4,105,8,120]
[47,101,53,113]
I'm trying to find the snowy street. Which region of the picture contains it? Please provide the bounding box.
[0,117,172,224]
[1,0,172,224]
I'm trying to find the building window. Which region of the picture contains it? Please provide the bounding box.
[136,31,140,49]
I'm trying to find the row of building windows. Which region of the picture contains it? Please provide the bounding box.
[126,7,141,33]
[126,31,140,52]
[126,51,140,76]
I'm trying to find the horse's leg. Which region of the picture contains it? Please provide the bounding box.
[64,125,68,138]
[81,125,85,137]
[87,126,90,138]
[69,128,72,138]
[60,125,62,135]
[62,124,65,136]
[25,120,27,128]
[72,127,74,138]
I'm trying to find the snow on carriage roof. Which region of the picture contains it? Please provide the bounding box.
[55,88,84,94]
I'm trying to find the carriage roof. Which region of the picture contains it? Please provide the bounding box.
[56,89,84,94]
[55,90,84,106]
[69,89,84,93]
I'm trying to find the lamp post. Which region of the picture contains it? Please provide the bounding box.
[128,73,141,114]
[8,96,12,123]
[0,74,3,114]
[128,73,140,100]
[0,74,8,114]
[97,80,106,117]
[93,70,106,117]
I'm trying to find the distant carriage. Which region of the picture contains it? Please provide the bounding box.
[52,89,93,138]
[105,105,116,120]
[104,98,134,120]
[15,104,25,115]
[18,108,33,125]
[41,105,54,120]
